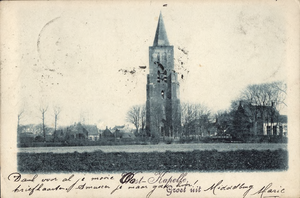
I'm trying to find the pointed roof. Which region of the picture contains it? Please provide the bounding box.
[153,12,170,46]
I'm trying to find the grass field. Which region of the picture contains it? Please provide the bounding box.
[18,149,288,173]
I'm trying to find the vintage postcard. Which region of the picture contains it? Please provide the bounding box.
[1,0,299,197]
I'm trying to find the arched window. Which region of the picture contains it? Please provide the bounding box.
[161,90,164,99]
[163,70,167,82]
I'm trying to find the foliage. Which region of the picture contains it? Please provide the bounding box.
[34,135,44,142]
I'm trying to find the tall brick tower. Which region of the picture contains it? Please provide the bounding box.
[146,12,181,139]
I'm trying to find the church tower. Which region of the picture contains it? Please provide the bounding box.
[146,12,181,139]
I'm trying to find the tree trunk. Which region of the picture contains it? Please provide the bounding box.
[43,112,45,141]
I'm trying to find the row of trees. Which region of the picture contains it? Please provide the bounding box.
[19,81,286,141]
[181,103,211,137]
[126,81,287,139]
[17,105,61,141]
[126,102,213,138]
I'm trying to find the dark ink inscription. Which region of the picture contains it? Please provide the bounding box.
[8,172,38,182]
[148,171,188,187]
[111,184,122,194]
[7,172,287,198]
[120,172,145,185]
[204,180,254,198]
[251,183,285,198]
[62,174,74,182]
[8,172,113,196]
[91,176,114,181]
[146,184,166,198]
[166,185,186,196]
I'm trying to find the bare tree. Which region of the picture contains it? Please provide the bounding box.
[126,104,147,137]
[126,105,141,134]
[40,105,48,141]
[240,81,286,110]
[270,81,287,109]
[181,103,197,137]
[53,106,61,133]
[181,102,211,137]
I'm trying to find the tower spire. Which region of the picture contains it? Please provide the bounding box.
[153,12,170,46]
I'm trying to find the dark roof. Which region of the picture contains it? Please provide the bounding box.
[279,115,287,123]
[112,125,125,131]
[102,128,113,137]
[83,125,98,135]
[241,103,277,116]
[67,123,88,135]
[153,12,170,46]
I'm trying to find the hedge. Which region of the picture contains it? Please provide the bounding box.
[18,149,288,173]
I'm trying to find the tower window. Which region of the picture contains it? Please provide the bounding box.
[157,70,160,82]
[161,90,164,99]
[163,70,167,82]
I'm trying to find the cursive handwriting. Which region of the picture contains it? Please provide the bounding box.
[204,180,254,198]
[148,171,188,187]
[7,172,287,198]
[251,183,285,198]
[8,172,113,196]
[120,172,145,184]
[8,172,38,182]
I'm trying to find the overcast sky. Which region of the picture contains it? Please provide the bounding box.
[13,1,288,129]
